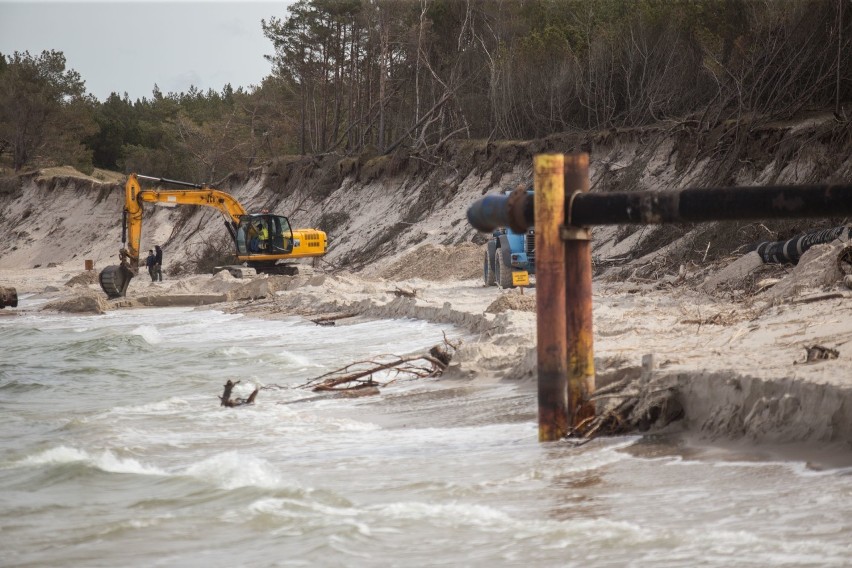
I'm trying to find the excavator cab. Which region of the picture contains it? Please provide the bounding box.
[235,214,294,255]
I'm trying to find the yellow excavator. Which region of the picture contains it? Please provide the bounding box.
[99,173,327,298]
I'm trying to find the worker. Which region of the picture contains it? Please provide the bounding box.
[257,221,269,252]
[145,249,156,281]
[153,245,163,281]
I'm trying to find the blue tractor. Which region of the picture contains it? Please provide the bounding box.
[483,223,535,288]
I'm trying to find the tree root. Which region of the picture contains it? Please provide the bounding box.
[567,377,684,439]
[219,379,260,407]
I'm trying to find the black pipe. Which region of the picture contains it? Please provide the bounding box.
[467,184,852,233]
[467,194,516,233]
[754,226,849,264]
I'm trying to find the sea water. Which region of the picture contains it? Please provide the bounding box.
[1,302,851,567]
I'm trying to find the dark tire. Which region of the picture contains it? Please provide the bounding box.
[483,248,496,286]
[494,252,514,288]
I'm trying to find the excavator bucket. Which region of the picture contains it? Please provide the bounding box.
[99,265,134,299]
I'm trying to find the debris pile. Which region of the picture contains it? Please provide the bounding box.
[569,375,684,440]
[485,293,536,313]
[64,271,99,287]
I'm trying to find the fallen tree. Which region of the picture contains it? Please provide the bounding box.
[301,343,453,393]
[255,337,458,402]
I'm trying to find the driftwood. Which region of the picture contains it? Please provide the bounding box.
[219,379,259,407]
[390,287,418,298]
[305,353,447,392]
[790,293,846,305]
[310,312,359,326]
[296,338,456,393]
[257,335,460,402]
[795,344,840,364]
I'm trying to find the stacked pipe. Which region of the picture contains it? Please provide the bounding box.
[754,226,850,264]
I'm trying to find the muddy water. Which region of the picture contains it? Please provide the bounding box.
[1,303,851,567]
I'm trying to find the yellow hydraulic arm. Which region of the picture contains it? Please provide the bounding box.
[122,173,247,270]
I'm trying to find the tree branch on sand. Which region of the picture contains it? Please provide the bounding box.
[309,312,359,326]
[389,286,418,298]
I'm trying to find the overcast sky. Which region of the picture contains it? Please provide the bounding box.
[0,1,292,101]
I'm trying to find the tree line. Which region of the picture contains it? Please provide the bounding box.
[1,0,849,183]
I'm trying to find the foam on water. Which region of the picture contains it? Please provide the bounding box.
[217,345,251,358]
[272,349,317,369]
[182,451,296,490]
[128,324,162,345]
[17,446,166,476]
[106,396,194,416]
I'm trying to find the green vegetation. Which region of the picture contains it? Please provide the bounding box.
[0,0,849,181]
[0,50,96,173]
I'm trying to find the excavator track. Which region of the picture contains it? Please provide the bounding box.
[249,262,301,276]
[99,265,133,299]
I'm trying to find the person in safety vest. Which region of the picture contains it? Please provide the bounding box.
[257,222,269,252]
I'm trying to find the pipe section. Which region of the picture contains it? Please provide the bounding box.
[467,184,852,233]
[755,226,849,264]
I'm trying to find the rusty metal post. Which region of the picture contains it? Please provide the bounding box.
[534,154,569,441]
[563,153,596,426]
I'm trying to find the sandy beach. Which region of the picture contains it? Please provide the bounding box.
[4,235,852,453]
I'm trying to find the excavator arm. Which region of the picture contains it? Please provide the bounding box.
[121,174,247,268]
